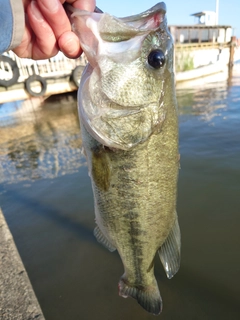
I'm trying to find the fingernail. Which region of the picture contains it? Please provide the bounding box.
[41,0,59,13]
[31,1,44,22]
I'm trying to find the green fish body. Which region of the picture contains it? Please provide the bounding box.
[70,2,181,315]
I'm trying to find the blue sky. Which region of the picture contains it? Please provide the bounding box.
[96,0,240,38]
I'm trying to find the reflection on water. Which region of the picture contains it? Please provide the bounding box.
[178,85,227,121]
[0,66,240,320]
[0,95,86,184]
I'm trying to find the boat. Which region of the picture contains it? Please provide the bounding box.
[0,51,86,103]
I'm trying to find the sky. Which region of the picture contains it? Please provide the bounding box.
[96,0,240,38]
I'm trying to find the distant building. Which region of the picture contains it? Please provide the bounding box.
[191,11,217,26]
[169,10,232,44]
[169,24,232,44]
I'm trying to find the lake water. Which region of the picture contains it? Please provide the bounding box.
[0,65,240,320]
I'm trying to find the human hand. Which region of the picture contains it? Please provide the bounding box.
[13,0,96,60]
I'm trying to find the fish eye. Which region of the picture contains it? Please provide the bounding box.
[148,49,165,69]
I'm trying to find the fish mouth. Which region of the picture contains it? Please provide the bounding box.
[120,2,166,23]
[68,2,168,66]
[94,2,166,26]
[98,3,167,42]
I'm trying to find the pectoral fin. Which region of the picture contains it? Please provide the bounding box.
[158,214,181,279]
[94,226,116,252]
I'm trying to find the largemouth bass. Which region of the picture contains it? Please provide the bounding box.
[69,2,180,315]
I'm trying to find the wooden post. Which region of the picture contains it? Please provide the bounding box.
[229,36,236,68]
[198,28,201,44]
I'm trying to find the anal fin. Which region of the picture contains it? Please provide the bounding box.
[158,213,181,279]
[93,226,116,252]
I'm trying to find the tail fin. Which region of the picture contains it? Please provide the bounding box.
[118,278,162,315]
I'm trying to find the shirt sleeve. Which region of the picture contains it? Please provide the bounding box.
[0,0,24,54]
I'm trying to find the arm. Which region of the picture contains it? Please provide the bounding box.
[0,0,24,54]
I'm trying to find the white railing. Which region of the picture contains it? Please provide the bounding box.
[1,51,87,83]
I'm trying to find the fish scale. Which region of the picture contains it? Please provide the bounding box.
[69,2,181,315]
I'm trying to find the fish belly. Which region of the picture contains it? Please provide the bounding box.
[80,99,179,314]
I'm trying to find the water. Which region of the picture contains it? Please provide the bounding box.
[0,66,240,320]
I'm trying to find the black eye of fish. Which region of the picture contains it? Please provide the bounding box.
[148,49,165,69]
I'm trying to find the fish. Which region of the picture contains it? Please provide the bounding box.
[69,2,180,315]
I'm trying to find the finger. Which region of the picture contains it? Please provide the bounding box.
[27,1,58,59]
[37,0,71,40]
[67,0,96,11]
[58,31,82,58]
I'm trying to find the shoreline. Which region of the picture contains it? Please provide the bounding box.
[0,208,45,320]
